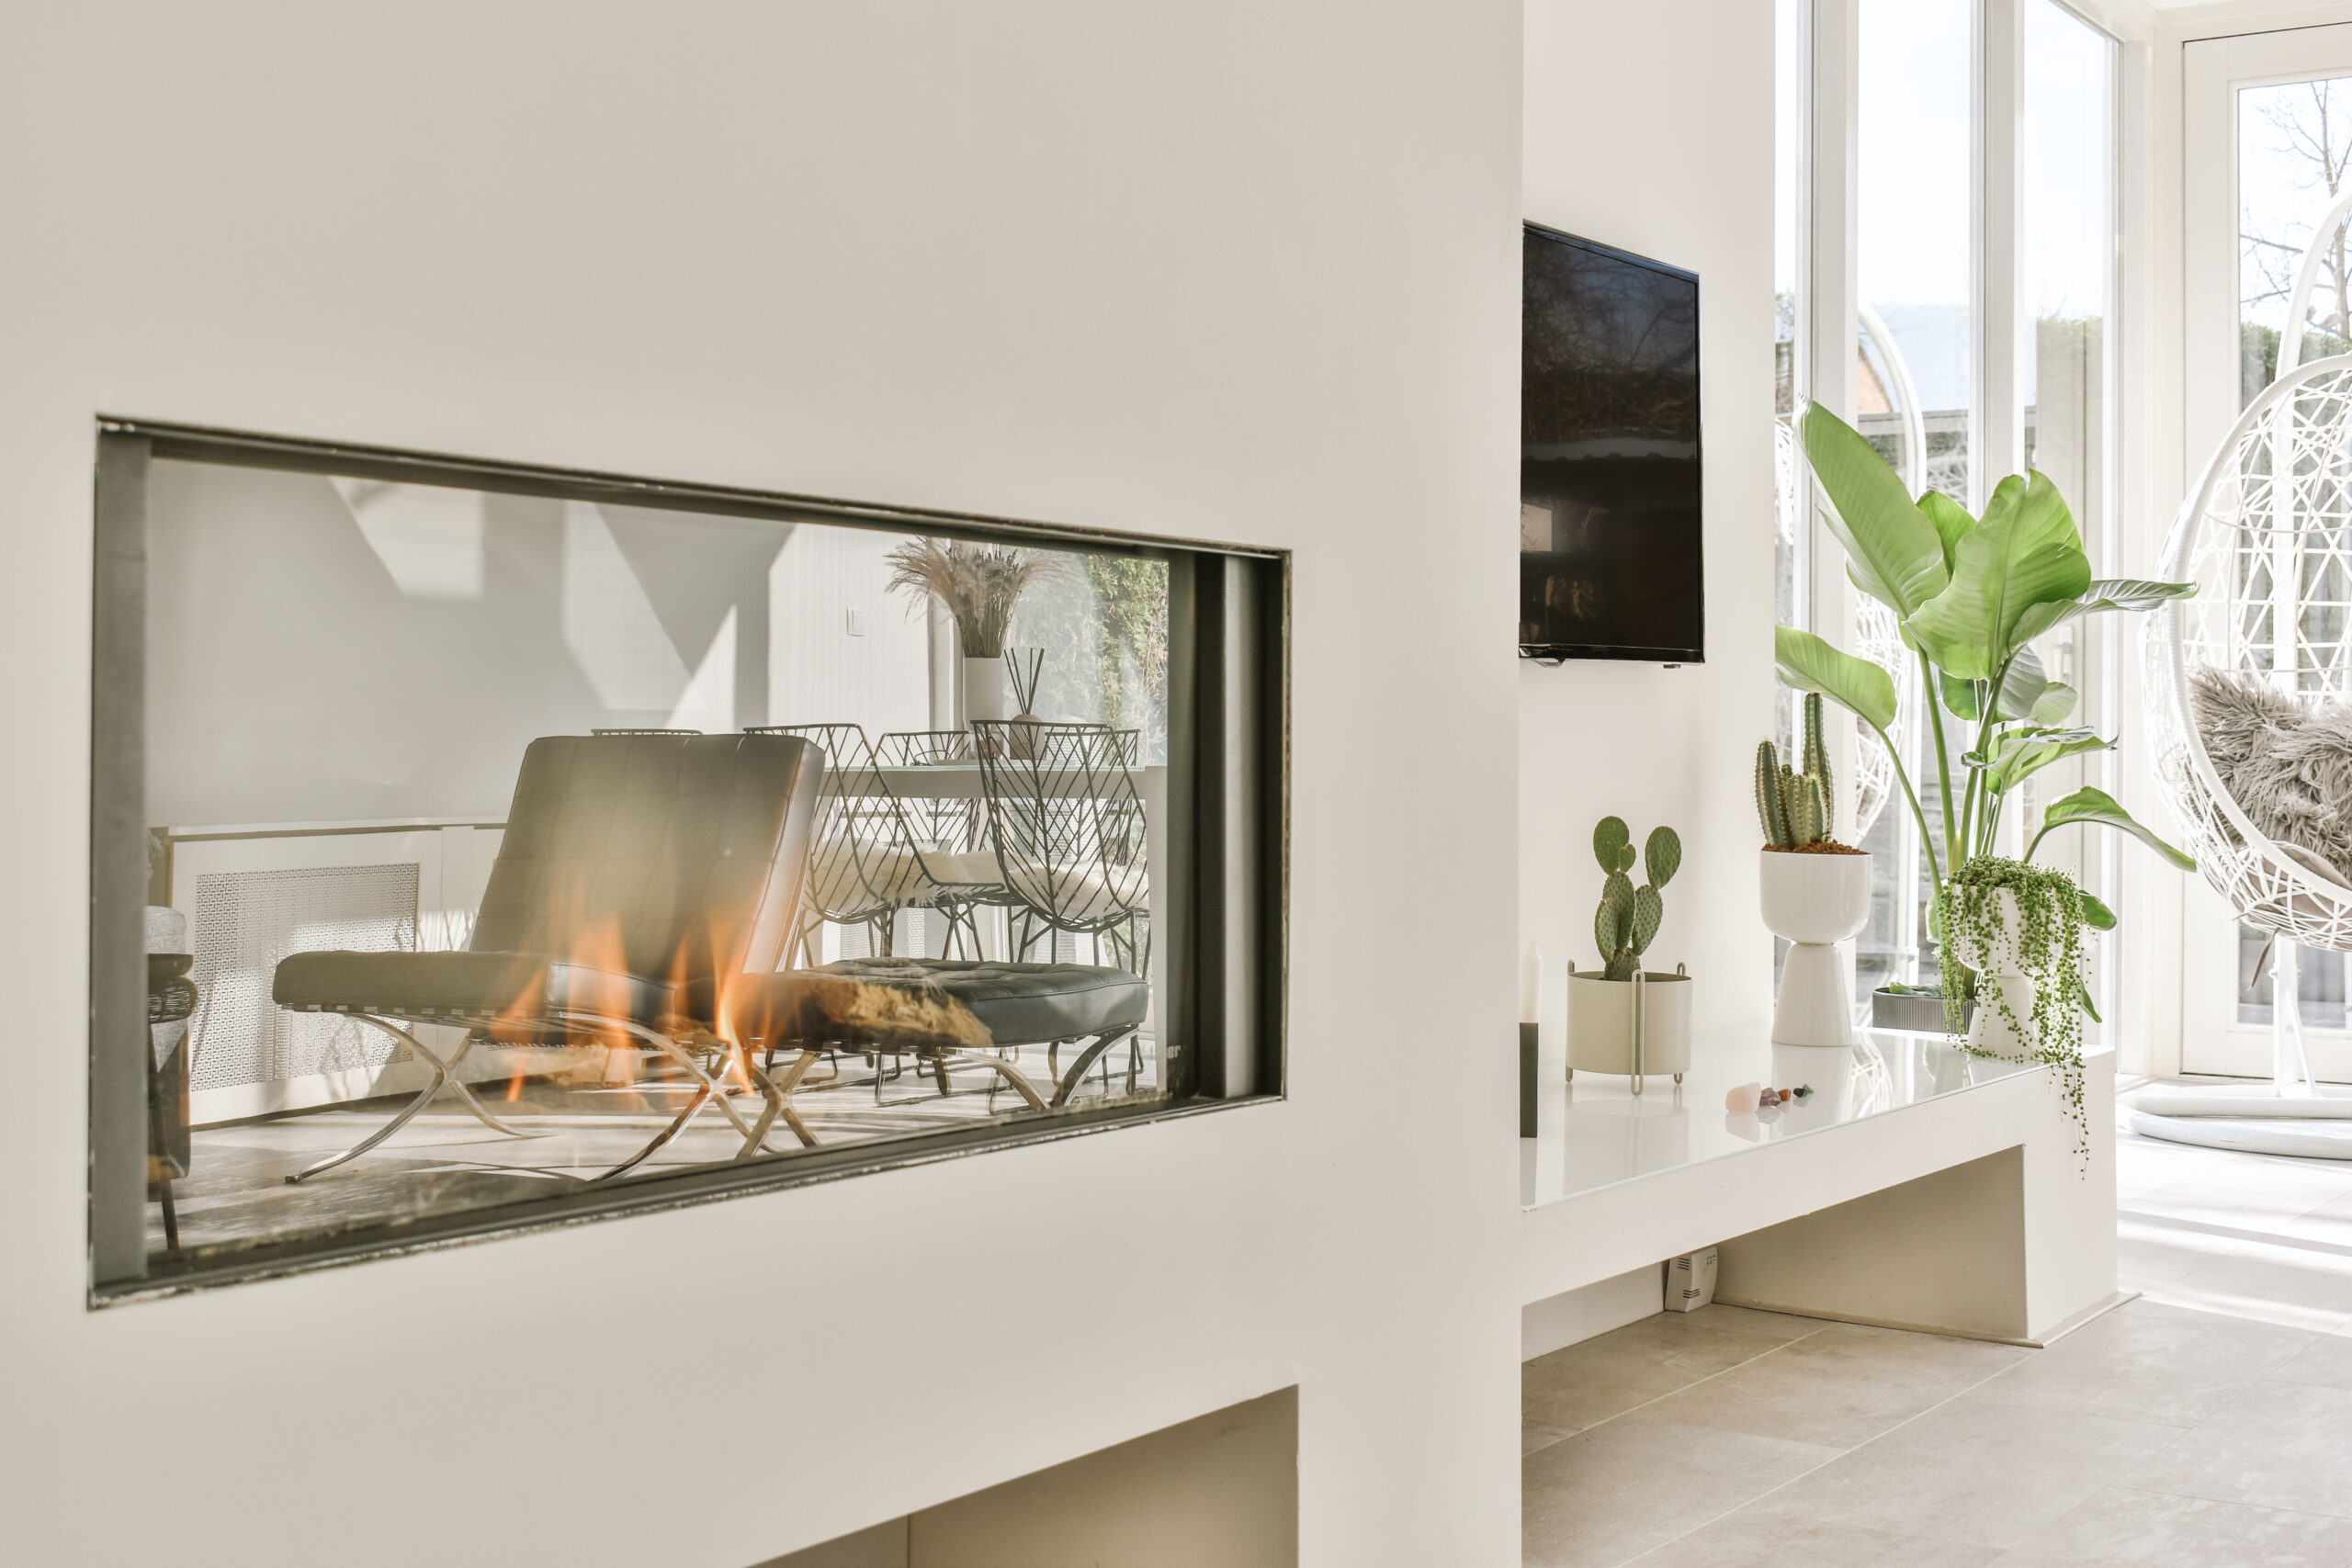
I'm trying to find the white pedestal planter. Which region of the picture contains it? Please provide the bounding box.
[1566,967,1691,1095]
[1758,848,1872,1048]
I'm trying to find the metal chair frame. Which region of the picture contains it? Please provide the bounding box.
[970,721,1152,979]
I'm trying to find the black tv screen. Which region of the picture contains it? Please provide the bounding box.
[1521,224,1703,662]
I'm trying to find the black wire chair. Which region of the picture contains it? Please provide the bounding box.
[969,721,1150,979]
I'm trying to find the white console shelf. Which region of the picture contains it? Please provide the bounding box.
[1521,1023,2121,1348]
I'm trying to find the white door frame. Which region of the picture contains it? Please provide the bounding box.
[2181,22,2352,1079]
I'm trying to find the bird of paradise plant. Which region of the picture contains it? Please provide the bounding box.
[1777,404,2197,1009]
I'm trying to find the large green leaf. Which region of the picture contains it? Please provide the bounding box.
[2077,891,2118,931]
[1903,470,2092,681]
[2029,784,2197,870]
[1776,626,1899,735]
[1985,644,2078,724]
[1801,404,1951,618]
[1992,645,2050,721]
[1939,671,1981,720]
[2009,576,2197,647]
[2029,682,2078,726]
[1917,489,1977,575]
[1970,726,2112,795]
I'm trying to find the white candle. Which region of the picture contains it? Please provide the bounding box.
[1521,942,1544,1024]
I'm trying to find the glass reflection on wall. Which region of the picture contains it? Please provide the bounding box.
[141,460,1169,1266]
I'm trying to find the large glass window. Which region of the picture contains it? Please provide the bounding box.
[92,425,1283,1297]
[2023,0,2119,1026]
[1850,0,1977,1003]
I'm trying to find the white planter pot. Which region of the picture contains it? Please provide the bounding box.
[1965,970,2040,1058]
[963,657,1011,725]
[1944,887,2024,975]
[1941,888,2048,1058]
[1758,848,1873,1047]
[1566,968,1692,1094]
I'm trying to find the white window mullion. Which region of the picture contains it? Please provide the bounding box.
[1977,0,2027,511]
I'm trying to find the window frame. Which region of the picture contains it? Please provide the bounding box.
[87,417,1289,1303]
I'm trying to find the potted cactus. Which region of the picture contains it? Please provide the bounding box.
[1758,693,1874,1047]
[1566,817,1691,1093]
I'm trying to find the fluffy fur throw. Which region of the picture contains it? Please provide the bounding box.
[2191,664,2352,883]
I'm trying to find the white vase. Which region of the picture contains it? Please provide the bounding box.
[963,657,1011,725]
[1565,967,1693,1094]
[1758,848,1873,1047]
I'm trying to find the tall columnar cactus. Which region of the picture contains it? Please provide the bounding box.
[1592,816,1681,982]
[1758,692,1840,849]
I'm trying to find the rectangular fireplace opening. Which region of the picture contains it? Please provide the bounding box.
[90,422,1284,1297]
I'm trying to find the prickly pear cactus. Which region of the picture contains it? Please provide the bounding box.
[1590,817,1679,981]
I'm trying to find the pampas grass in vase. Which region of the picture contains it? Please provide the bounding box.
[885,538,1059,725]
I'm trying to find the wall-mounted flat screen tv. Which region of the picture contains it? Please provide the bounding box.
[1521,223,1703,663]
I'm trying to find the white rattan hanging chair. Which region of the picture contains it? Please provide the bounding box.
[2139,196,2352,1153]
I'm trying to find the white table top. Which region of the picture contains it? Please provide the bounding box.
[1521,1023,2038,1211]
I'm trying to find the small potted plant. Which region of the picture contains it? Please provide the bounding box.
[1757,693,1872,1046]
[1566,817,1690,1094]
[1936,854,2092,1146]
[886,538,1059,725]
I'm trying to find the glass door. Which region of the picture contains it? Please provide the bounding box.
[2182,24,2352,1080]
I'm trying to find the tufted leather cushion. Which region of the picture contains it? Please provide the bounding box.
[682,960,1145,1051]
[274,950,676,1023]
[824,960,1146,1043]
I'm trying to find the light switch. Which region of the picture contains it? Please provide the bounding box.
[846,607,867,637]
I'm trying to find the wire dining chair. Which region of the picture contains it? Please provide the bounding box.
[969,721,1151,979]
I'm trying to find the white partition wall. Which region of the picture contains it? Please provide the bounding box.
[0,5,1523,1565]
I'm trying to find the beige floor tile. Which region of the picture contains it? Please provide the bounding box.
[1521,1307,1823,1438]
[1523,1419,1573,1456]
[2124,1379,2352,1518]
[1619,1321,2028,1450]
[1522,1418,1839,1568]
[1972,1299,2316,1427]
[2124,1157,2352,1234]
[1623,1515,2002,1567]
[1737,1395,2186,1551]
[2116,1133,2259,1201]
[2117,1227,2241,1293]
[2272,1326,2352,1391]
[1991,1485,2352,1567]
[2146,1245,2352,1333]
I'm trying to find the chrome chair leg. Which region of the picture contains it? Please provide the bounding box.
[1048,1025,1140,1108]
[286,1015,530,1184]
[583,1015,766,1182]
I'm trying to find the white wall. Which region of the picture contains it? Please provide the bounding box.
[1520,0,1781,1050]
[0,5,1522,1567]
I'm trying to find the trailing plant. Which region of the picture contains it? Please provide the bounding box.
[1591,817,1681,982]
[1935,855,2090,1154]
[1757,692,1860,852]
[885,538,1061,659]
[1775,404,2198,1006]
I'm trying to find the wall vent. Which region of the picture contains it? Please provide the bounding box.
[187,863,420,1090]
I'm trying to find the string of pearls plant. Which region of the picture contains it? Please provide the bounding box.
[1933,855,2089,1157]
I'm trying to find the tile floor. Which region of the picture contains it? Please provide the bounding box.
[1523,1105,2352,1566]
